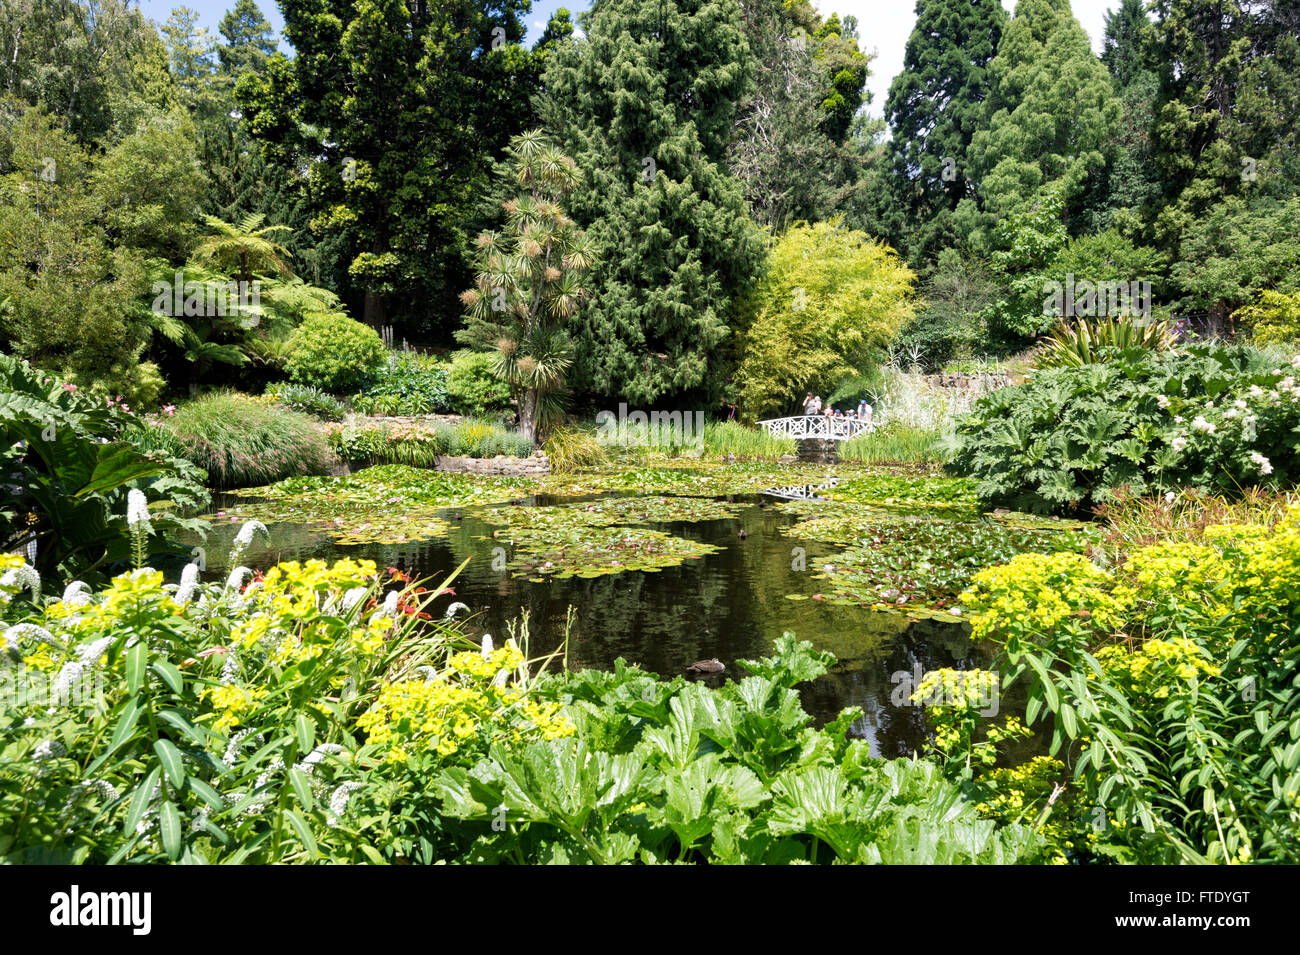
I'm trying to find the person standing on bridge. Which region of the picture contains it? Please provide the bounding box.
[803,393,815,415]
[857,398,872,425]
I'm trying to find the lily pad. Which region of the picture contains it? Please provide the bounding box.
[788,516,1092,621]
[214,464,532,544]
[476,495,741,530]
[822,473,982,512]
[488,525,722,580]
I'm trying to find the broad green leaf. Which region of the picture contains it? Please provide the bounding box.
[284,810,319,859]
[152,661,183,696]
[125,641,148,696]
[75,445,165,497]
[154,739,186,788]
[295,713,316,753]
[125,765,162,838]
[289,768,315,811]
[159,801,182,860]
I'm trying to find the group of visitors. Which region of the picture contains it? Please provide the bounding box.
[802,393,872,424]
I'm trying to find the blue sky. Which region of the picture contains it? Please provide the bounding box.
[133,0,569,48]
[134,0,1119,119]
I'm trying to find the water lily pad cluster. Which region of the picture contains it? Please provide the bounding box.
[788,517,1091,621]
[774,499,903,546]
[533,462,874,498]
[477,495,741,530]
[824,474,981,512]
[493,525,722,581]
[219,465,534,544]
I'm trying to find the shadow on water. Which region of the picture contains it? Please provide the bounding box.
[198,486,989,758]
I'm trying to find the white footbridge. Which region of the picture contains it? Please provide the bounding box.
[758,415,873,441]
[762,480,840,501]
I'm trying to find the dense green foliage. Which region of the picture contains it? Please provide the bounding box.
[285,314,386,395]
[0,548,1046,864]
[1240,290,1300,346]
[0,103,201,403]
[539,0,763,405]
[959,0,1123,249]
[350,353,450,417]
[265,383,351,422]
[435,635,1045,863]
[444,350,513,418]
[736,220,916,418]
[946,345,1300,513]
[234,0,552,334]
[959,499,1300,862]
[874,0,1006,264]
[4,0,1300,871]
[0,354,207,585]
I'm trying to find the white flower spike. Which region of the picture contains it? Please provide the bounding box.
[126,489,152,532]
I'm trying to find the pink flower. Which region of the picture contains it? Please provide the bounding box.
[63,383,77,392]
[162,404,176,416]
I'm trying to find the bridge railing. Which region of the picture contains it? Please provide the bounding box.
[756,415,874,441]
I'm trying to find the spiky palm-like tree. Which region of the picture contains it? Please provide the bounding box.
[460,130,594,444]
[191,212,293,284]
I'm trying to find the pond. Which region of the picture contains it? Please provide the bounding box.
[193,463,1093,758]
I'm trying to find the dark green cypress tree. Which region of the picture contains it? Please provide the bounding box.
[1148,0,1300,326]
[1149,0,1300,249]
[874,0,1007,264]
[1100,0,1150,88]
[539,0,763,406]
[959,0,1122,250]
[1079,0,1160,233]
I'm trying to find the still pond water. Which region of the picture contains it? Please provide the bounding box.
[198,484,989,758]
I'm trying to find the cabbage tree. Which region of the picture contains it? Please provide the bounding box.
[459,130,593,444]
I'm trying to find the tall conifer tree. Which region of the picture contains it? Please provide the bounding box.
[875,0,1006,264]
[540,0,763,405]
[959,0,1122,249]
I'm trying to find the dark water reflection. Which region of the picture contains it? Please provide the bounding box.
[199,490,990,758]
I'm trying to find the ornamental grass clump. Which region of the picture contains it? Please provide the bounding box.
[544,427,609,474]
[839,424,945,464]
[698,421,795,459]
[163,391,336,488]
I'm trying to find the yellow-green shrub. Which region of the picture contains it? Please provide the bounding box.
[1238,289,1300,344]
[954,502,1300,863]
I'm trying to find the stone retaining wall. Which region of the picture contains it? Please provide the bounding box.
[435,453,550,476]
[921,373,1010,392]
[796,438,839,463]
